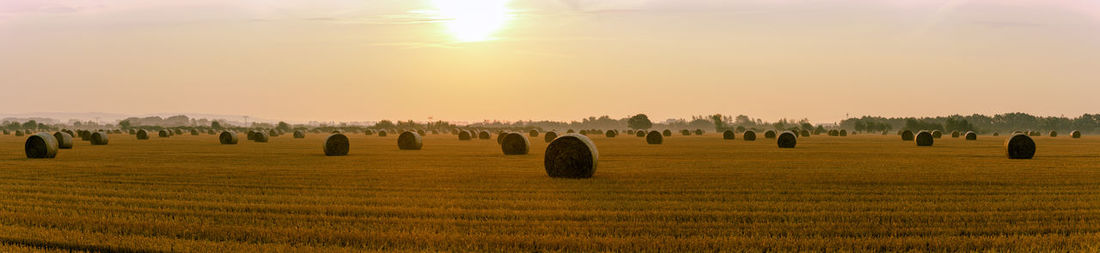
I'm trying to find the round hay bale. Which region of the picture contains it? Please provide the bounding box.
[501,133,530,155]
[191,129,200,135]
[694,129,704,136]
[839,130,848,136]
[965,131,977,140]
[915,131,934,146]
[137,130,150,140]
[901,130,915,141]
[268,129,279,137]
[579,130,588,135]
[777,131,797,148]
[931,130,942,139]
[993,132,1000,136]
[951,131,960,138]
[398,131,423,150]
[219,131,239,144]
[800,130,810,137]
[723,130,736,140]
[207,129,215,135]
[159,130,171,138]
[635,130,646,137]
[626,130,635,135]
[1005,134,1036,159]
[1071,130,1081,138]
[605,130,617,138]
[566,129,575,133]
[828,130,839,136]
[90,132,109,145]
[128,129,136,135]
[662,130,672,137]
[253,132,269,143]
[378,131,388,137]
[25,133,59,159]
[173,129,183,135]
[529,130,539,137]
[544,131,558,142]
[458,131,472,140]
[53,132,73,149]
[364,130,374,136]
[78,130,90,141]
[1049,131,1058,137]
[324,133,350,156]
[497,132,508,144]
[478,131,490,140]
[1029,131,1041,137]
[544,134,598,178]
[417,129,426,136]
[646,131,663,144]
[293,130,305,138]
[743,131,757,141]
[764,130,777,139]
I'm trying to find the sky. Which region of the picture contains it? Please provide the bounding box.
[1,0,1098,124]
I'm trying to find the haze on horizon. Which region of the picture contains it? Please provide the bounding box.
[1,0,1097,124]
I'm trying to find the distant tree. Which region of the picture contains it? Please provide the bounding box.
[118,120,131,129]
[21,120,36,129]
[627,114,653,130]
[815,125,826,134]
[375,120,396,129]
[211,121,222,129]
[277,121,291,131]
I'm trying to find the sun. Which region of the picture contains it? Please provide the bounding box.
[431,0,513,42]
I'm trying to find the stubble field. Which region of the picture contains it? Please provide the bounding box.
[1,132,1099,252]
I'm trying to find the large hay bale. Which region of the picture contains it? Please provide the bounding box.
[378,131,388,137]
[965,131,977,140]
[478,131,490,140]
[951,131,960,138]
[293,130,305,138]
[901,130,914,141]
[191,129,200,135]
[159,130,171,138]
[839,130,848,136]
[605,130,617,138]
[646,131,663,144]
[137,130,150,140]
[931,130,942,139]
[662,130,672,137]
[800,130,810,137]
[398,131,423,150]
[529,130,539,137]
[1049,131,1058,137]
[25,133,59,159]
[694,129,704,135]
[743,131,757,141]
[723,130,736,140]
[458,131,472,140]
[544,134,598,178]
[544,131,558,142]
[215,130,238,144]
[90,132,109,145]
[764,130,777,139]
[501,133,530,155]
[915,131,934,146]
[324,134,350,156]
[53,132,73,149]
[635,130,646,137]
[1071,130,1081,138]
[253,132,269,143]
[777,131,797,148]
[1005,134,1036,159]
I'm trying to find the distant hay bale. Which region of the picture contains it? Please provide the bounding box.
[680,129,691,136]
[529,130,539,137]
[663,130,672,137]
[764,130,777,139]
[646,131,663,144]
[90,132,109,145]
[191,129,200,135]
[478,131,491,140]
[743,131,757,141]
[268,129,279,137]
[173,129,183,135]
[931,130,942,139]
[53,132,73,149]
[965,131,977,140]
[567,129,575,133]
[839,130,848,136]
[219,131,239,144]
[1049,131,1057,137]
[915,131,934,146]
[544,131,558,142]
[951,131,960,138]
[324,134,350,156]
[128,129,136,135]
[800,130,810,137]
[636,130,646,137]
[544,134,598,178]
[777,131,797,148]
[417,129,426,136]
[901,130,915,141]
[159,130,171,138]
[605,130,617,138]
[1029,131,1040,137]
[501,133,530,155]
[78,130,90,141]
[1071,130,1081,138]
[25,133,59,159]
[828,130,839,136]
[398,131,423,150]
[626,130,635,135]
[364,130,374,136]
[723,130,736,140]
[378,131,388,137]
[253,131,270,143]
[207,129,215,135]
[451,129,459,135]
[694,129,704,135]
[579,130,588,135]
[1005,134,1036,159]
[293,130,305,138]
[137,130,150,140]
[458,131,472,140]
[992,132,1000,136]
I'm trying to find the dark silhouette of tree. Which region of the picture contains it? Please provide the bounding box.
[628,114,653,130]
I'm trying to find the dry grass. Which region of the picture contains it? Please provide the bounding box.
[1,133,1099,252]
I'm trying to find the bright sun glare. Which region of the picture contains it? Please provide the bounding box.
[431,0,512,42]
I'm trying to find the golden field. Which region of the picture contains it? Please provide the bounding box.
[1,132,1099,252]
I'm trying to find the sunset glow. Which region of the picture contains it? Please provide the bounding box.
[430,0,513,42]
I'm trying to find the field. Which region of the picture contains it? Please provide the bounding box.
[2,132,1099,252]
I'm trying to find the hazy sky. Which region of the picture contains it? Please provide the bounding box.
[1,0,1098,124]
